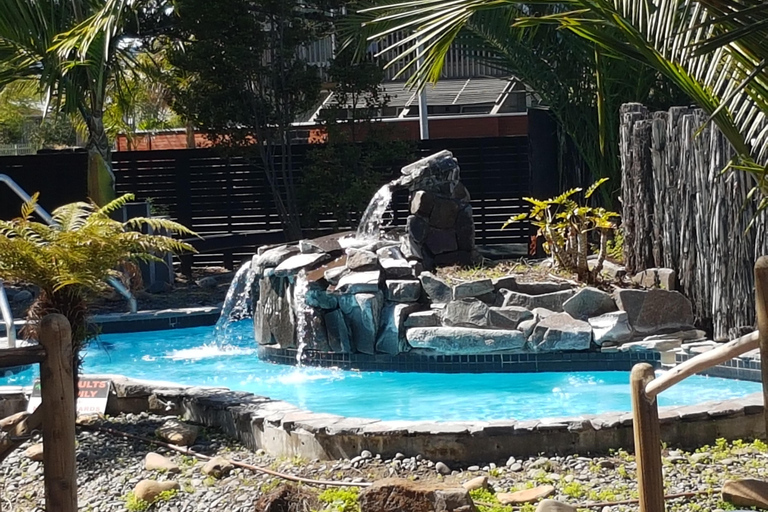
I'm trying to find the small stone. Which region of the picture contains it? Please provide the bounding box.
[145,452,180,473]
[380,258,413,279]
[435,461,451,475]
[722,479,768,509]
[536,499,577,512]
[202,456,234,478]
[386,280,422,303]
[361,450,373,459]
[347,250,379,271]
[133,479,180,504]
[299,239,324,254]
[506,456,516,467]
[404,310,441,328]
[632,268,676,290]
[510,463,523,472]
[462,476,488,491]
[196,276,218,289]
[24,443,43,462]
[453,279,494,299]
[497,485,555,505]
[155,419,199,446]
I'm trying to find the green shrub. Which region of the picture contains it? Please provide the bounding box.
[318,487,360,512]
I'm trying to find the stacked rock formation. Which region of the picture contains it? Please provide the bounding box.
[397,150,478,270]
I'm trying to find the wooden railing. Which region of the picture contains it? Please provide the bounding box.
[631,256,768,512]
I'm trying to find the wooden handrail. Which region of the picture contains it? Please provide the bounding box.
[645,330,759,399]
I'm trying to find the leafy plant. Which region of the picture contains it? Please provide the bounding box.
[318,487,360,512]
[0,193,195,371]
[504,178,619,283]
[606,230,624,263]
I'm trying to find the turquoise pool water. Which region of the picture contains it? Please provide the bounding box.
[1,321,761,421]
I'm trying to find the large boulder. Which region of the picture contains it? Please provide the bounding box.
[406,327,526,353]
[255,276,295,348]
[425,229,459,255]
[488,307,534,330]
[336,271,382,294]
[562,287,617,320]
[588,311,633,346]
[613,289,694,334]
[442,299,490,328]
[529,313,592,351]
[419,272,453,303]
[359,478,478,512]
[386,280,422,303]
[324,309,352,353]
[500,289,575,312]
[339,292,384,354]
[376,303,421,355]
[453,279,494,300]
[722,479,768,510]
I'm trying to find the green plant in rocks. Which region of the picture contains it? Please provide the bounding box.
[504,178,619,283]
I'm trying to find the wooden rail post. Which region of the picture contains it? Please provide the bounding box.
[38,314,77,512]
[631,363,665,512]
[755,256,768,436]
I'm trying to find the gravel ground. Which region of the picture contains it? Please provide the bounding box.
[0,413,765,512]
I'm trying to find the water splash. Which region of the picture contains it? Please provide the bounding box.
[215,261,256,341]
[356,184,393,240]
[165,344,256,361]
[292,271,310,365]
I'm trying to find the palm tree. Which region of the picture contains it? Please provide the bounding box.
[0,0,158,204]
[0,193,195,365]
[349,0,768,198]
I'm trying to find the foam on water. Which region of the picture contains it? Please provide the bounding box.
[1,321,761,421]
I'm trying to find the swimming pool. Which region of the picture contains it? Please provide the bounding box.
[1,321,760,421]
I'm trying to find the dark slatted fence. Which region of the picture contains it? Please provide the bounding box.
[0,137,536,270]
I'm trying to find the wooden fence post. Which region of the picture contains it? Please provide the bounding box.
[38,314,77,512]
[631,363,665,512]
[755,256,768,436]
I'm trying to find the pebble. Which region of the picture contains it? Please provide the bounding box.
[435,462,451,475]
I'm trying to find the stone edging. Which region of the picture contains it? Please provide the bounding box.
[259,345,661,373]
[0,374,763,464]
[89,307,221,334]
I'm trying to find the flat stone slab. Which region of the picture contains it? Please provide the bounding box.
[336,271,382,294]
[500,289,574,312]
[274,252,330,276]
[406,327,526,353]
[453,279,494,299]
[386,280,422,303]
[530,313,592,351]
[488,306,533,330]
[404,310,441,328]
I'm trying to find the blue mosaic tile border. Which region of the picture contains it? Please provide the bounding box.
[676,352,762,382]
[258,346,661,373]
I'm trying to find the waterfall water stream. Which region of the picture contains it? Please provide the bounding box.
[355,184,394,240]
[292,271,310,365]
[214,261,255,342]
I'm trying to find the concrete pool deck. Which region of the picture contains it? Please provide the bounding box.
[0,307,764,464]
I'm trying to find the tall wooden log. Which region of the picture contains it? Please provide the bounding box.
[755,257,768,434]
[631,363,665,512]
[38,314,77,512]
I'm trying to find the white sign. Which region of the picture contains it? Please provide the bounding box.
[27,377,111,415]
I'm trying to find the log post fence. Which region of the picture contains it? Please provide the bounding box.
[0,313,77,511]
[631,257,768,512]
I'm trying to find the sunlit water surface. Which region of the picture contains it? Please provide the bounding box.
[1,321,760,421]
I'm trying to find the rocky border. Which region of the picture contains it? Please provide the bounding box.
[90,306,221,334]
[0,373,764,464]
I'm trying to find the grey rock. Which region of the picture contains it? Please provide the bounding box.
[529,313,592,351]
[386,280,422,303]
[202,456,234,478]
[133,480,180,504]
[298,239,324,254]
[407,215,430,243]
[462,476,488,491]
[411,190,435,216]
[419,271,453,303]
[614,289,694,334]
[517,318,538,338]
[305,287,338,310]
[256,245,300,268]
[442,298,490,328]
[588,311,633,345]
[404,310,441,328]
[380,257,413,279]
[532,307,556,319]
[562,287,617,320]
[488,306,534,330]
[376,303,421,355]
[274,252,330,277]
[589,259,626,280]
[492,276,517,292]
[429,198,460,229]
[400,236,424,261]
[632,267,677,290]
[500,289,575,312]
[156,419,199,446]
[435,461,452,475]
[255,276,295,347]
[347,250,379,271]
[536,499,577,512]
[144,452,180,473]
[196,277,218,290]
[336,271,382,294]
[425,229,458,255]
[359,478,478,512]
[406,327,526,353]
[324,309,352,353]
[297,306,331,352]
[453,279,493,299]
[620,338,682,352]
[324,265,348,285]
[377,245,404,260]
[513,281,574,295]
[456,205,475,252]
[339,292,384,355]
